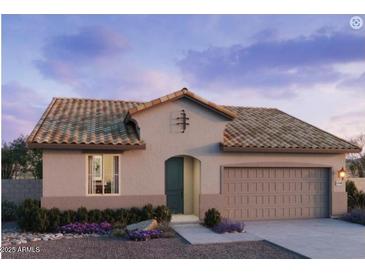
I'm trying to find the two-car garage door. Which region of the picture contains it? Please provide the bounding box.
[222,167,330,220]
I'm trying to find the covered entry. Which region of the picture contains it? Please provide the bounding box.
[165,156,201,215]
[222,167,330,220]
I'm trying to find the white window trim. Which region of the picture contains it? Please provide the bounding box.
[85,154,121,196]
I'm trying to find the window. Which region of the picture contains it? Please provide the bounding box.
[87,154,119,195]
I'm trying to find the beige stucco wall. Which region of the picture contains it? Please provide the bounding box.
[42,97,347,217]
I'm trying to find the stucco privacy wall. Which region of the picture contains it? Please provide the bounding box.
[42,98,347,217]
[2,179,42,204]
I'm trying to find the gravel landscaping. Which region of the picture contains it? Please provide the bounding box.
[1,236,305,259]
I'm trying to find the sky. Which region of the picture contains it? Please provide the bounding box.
[2,15,365,142]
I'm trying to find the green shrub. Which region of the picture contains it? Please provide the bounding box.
[1,201,18,222]
[128,207,143,224]
[47,208,61,232]
[102,208,115,223]
[346,180,365,210]
[88,209,102,223]
[33,208,49,233]
[114,208,129,227]
[76,207,88,223]
[142,204,154,219]
[17,199,41,231]
[60,210,76,226]
[204,208,221,228]
[154,205,172,223]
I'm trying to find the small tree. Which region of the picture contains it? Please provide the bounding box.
[1,135,42,179]
[348,134,365,178]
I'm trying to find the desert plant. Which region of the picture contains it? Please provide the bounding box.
[212,219,244,234]
[127,229,162,241]
[112,228,126,237]
[33,208,49,233]
[60,210,77,226]
[128,207,144,224]
[17,199,41,231]
[1,200,18,222]
[346,180,365,210]
[76,207,88,223]
[88,209,103,223]
[102,208,115,223]
[59,222,112,234]
[342,208,365,225]
[47,207,61,232]
[114,208,129,226]
[154,205,172,223]
[142,204,154,219]
[204,208,221,228]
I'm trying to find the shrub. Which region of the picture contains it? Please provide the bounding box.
[47,208,61,232]
[60,210,76,226]
[346,180,365,210]
[128,207,144,224]
[142,204,154,219]
[102,208,115,223]
[76,207,88,223]
[127,229,162,241]
[212,219,245,234]
[59,222,112,234]
[17,199,41,231]
[1,201,18,222]
[88,209,103,223]
[204,208,221,228]
[114,208,129,227]
[33,208,49,233]
[112,228,126,237]
[342,208,365,226]
[154,205,172,223]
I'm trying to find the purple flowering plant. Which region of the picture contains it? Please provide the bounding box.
[212,218,245,234]
[127,229,162,241]
[59,222,112,234]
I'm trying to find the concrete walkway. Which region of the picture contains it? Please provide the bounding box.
[172,223,261,244]
[245,218,365,259]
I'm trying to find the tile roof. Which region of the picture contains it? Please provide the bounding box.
[27,97,145,150]
[223,106,360,153]
[27,89,360,153]
[128,88,236,119]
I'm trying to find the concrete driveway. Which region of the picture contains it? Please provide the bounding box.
[245,218,365,259]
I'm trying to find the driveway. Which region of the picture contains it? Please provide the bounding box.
[245,218,365,259]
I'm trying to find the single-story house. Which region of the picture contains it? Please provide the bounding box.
[27,88,360,220]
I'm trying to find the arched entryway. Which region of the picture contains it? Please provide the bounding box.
[165,156,201,215]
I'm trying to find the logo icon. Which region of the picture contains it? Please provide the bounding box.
[350,16,363,30]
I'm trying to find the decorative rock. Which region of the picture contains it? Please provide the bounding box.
[126,219,158,232]
[31,237,41,242]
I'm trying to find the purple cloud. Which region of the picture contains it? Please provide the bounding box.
[2,82,48,141]
[34,26,129,84]
[177,30,365,97]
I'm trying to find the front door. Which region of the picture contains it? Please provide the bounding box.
[165,157,184,214]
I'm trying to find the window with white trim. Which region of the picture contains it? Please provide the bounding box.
[87,154,120,194]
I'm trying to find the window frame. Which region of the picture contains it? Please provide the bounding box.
[85,153,121,196]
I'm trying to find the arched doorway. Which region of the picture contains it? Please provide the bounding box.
[165,156,201,215]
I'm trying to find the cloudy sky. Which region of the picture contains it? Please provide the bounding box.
[2,15,365,142]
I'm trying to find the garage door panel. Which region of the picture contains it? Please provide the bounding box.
[223,167,329,220]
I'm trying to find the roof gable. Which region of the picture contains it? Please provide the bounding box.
[128,88,236,120]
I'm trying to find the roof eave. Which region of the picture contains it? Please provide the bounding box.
[221,144,361,154]
[27,142,146,151]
